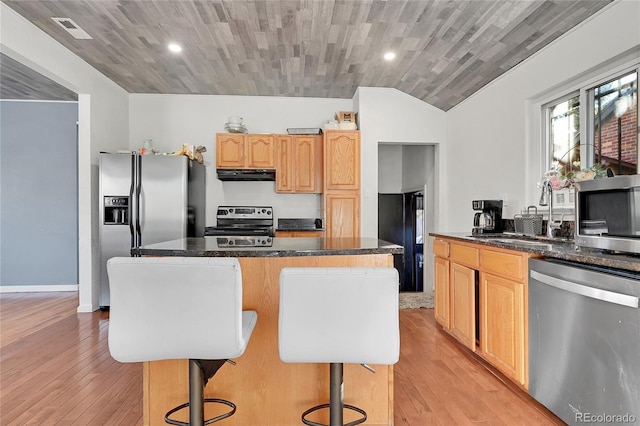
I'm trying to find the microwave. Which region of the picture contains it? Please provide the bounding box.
[574,174,640,254]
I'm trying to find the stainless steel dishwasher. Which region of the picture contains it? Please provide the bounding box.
[528,258,640,425]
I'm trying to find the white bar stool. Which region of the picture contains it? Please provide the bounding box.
[107,257,257,425]
[278,267,400,426]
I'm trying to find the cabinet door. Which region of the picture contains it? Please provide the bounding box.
[247,134,275,169]
[294,136,321,193]
[434,256,450,329]
[324,192,360,238]
[216,134,245,168]
[480,272,525,384]
[276,135,293,192]
[450,262,476,351]
[324,131,360,190]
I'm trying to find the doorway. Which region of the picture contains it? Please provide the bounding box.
[378,143,435,294]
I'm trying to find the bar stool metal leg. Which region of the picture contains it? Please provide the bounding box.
[190,359,204,426]
[330,363,343,426]
[301,363,367,426]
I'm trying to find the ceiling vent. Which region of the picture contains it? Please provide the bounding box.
[51,17,93,40]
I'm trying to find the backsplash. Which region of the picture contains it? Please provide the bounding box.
[503,219,575,238]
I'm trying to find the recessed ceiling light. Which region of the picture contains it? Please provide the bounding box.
[168,43,183,53]
[383,52,396,61]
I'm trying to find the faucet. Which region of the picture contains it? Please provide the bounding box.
[539,180,563,238]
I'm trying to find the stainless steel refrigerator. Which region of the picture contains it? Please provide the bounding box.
[99,153,205,308]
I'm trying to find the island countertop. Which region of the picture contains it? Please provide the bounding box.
[133,236,403,257]
[137,237,401,425]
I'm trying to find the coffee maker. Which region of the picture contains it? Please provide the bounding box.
[472,200,503,235]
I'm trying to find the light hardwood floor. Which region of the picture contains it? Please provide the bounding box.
[0,292,563,425]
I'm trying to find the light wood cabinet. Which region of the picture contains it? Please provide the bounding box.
[480,272,525,384]
[323,131,361,238]
[449,262,476,351]
[276,135,322,193]
[246,134,275,169]
[324,131,360,191]
[216,133,245,168]
[216,133,275,169]
[324,192,360,238]
[434,255,450,329]
[433,238,538,388]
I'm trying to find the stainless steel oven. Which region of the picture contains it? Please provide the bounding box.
[205,206,274,247]
[574,174,640,254]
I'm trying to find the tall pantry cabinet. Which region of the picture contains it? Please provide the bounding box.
[323,130,361,238]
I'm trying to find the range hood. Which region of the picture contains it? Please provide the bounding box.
[217,169,276,181]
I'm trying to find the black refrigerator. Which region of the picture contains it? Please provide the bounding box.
[378,192,424,292]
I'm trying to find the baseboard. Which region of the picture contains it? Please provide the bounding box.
[0,284,79,293]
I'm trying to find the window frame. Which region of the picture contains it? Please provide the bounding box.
[542,64,639,178]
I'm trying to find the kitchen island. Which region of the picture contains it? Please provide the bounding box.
[133,237,403,426]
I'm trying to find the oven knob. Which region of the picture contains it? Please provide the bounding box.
[267,210,271,215]
[261,240,266,245]
[261,209,266,213]
[229,208,234,213]
[267,237,272,243]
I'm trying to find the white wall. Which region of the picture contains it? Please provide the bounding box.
[445,0,640,233]
[378,145,403,193]
[1,3,129,311]
[355,87,447,238]
[129,94,353,225]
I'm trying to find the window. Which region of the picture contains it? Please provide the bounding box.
[547,93,580,175]
[545,68,638,177]
[592,71,638,175]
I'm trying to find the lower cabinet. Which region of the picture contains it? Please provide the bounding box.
[433,237,536,388]
[450,262,476,351]
[480,272,525,385]
[433,256,450,329]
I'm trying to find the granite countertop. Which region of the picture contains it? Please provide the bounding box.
[133,237,403,258]
[430,232,640,273]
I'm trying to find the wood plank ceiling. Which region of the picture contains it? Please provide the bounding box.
[1,0,613,110]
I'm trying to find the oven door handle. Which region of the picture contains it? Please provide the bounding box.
[530,270,639,308]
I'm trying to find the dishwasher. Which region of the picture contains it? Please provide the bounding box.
[528,258,639,425]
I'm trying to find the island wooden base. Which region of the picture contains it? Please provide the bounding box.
[144,254,395,426]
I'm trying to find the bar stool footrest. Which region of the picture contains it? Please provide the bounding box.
[164,398,236,426]
[301,403,367,426]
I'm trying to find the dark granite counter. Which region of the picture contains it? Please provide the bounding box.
[430,232,640,273]
[133,237,403,258]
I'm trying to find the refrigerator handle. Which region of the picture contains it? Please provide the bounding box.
[135,154,142,248]
[129,154,136,251]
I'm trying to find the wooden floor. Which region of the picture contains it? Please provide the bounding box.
[0,292,564,425]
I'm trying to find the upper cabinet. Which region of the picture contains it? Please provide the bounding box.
[276,135,323,193]
[247,134,276,169]
[323,130,361,238]
[216,133,244,168]
[216,133,275,169]
[324,131,360,191]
